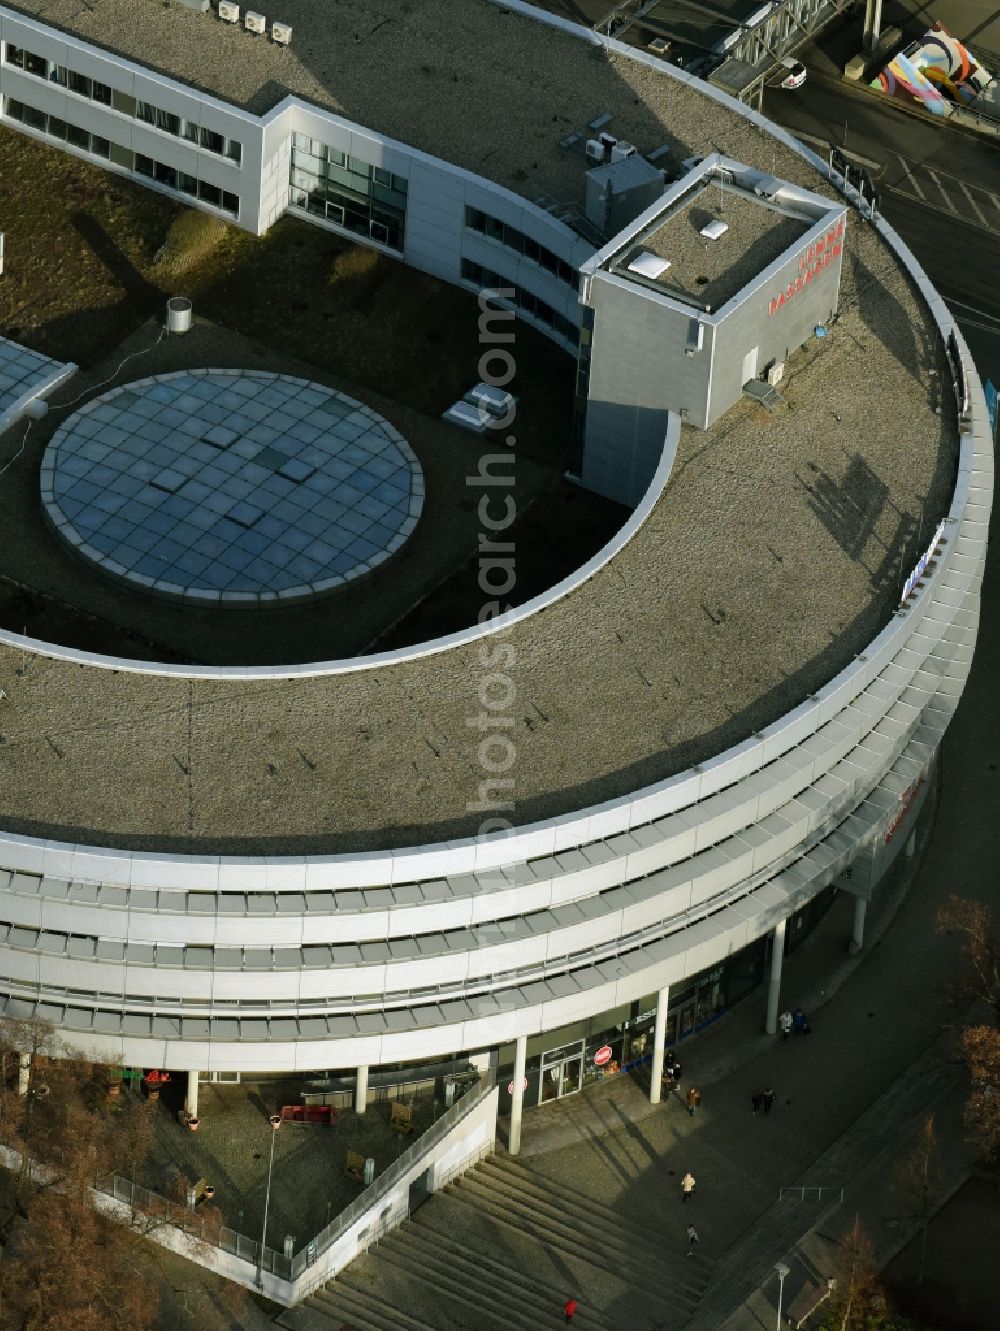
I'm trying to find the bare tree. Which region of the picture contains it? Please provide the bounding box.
[960,1024,1000,1163]
[936,895,1000,1027]
[892,1113,941,1284]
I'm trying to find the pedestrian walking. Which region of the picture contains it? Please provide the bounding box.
[778,1010,793,1041]
[686,1086,701,1117]
[751,1087,763,1115]
[686,1223,699,1255]
[792,1007,809,1035]
[671,1056,683,1090]
[665,1050,677,1076]
[762,1085,776,1115]
[563,1296,579,1324]
[681,1170,696,1201]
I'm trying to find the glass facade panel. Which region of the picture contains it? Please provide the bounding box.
[290,140,406,252]
[112,89,136,117]
[464,205,578,292]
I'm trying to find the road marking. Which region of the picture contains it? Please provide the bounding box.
[959,181,990,228]
[895,154,926,200]
[945,297,1000,329]
[923,168,957,212]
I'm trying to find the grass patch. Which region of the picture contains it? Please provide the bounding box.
[328,243,381,285]
[152,208,232,278]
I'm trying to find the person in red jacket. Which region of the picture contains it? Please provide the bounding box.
[564,1296,580,1323]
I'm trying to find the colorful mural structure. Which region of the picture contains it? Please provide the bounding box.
[872,23,993,116]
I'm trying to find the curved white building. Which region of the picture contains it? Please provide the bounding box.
[0,0,991,1146]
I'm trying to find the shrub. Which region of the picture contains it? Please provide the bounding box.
[152,209,231,276]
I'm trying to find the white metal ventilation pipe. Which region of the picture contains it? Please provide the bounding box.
[166,296,193,334]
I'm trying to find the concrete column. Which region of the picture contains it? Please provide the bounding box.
[851,897,867,953]
[17,1052,30,1097]
[508,1035,527,1157]
[355,1064,369,1114]
[185,1069,199,1119]
[864,0,884,50]
[765,918,786,1034]
[649,984,670,1105]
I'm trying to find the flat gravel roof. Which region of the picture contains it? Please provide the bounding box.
[0,1,958,854]
[621,189,811,311]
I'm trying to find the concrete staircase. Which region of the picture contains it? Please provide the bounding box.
[289,1153,714,1330]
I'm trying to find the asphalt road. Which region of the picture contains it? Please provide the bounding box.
[762,64,1000,389]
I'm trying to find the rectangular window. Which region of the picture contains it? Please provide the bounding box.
[23,104,46,132]
[66,122,89,150]
[134,153,154,178]
[112,89,136,117]
[200,126,224,155]
[485,216,504,243]
[68,70,91,99]
[181,118,199,143]
[465,206,486,233]
[225,138,241,165]
[539,247,558,274]
[109,140,132,169]
[370,219,390,246]
[155,161,177,189]
[523,236,540,264]
[198,180,222,207]
[47,116,67,140]
[91,134,110,159]
[327,147,346,167]
[5,45,26,70]
[157,107,180,136]
[5,99,25,122]
[372,166,392,187]
[137,101,156,125]
[178,172,198,197]
[391,173,408,195]
[221,190,239,217]
[92,81,112,106]
[24,50,47,78]
[49,65,67,87]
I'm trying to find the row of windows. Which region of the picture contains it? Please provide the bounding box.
[3,43,242,164]
[460,260,579,343]
[3,98,240,216]
[291,140,407,251]
[465,206,578,287]
[291,132,408,195]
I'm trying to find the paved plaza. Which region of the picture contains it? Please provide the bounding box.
[138,1079,438,1251]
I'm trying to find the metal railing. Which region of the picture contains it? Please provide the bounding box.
[287,1069,495,1279]
[95,1070,495,1287]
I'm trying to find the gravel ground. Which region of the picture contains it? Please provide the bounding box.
[0,2,959,854]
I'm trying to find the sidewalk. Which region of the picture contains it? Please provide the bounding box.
[488,742,993,1329]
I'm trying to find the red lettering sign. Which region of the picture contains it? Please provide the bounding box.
[771,234,844,315]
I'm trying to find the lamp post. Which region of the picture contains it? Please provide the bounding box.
[775,1261,790,1330]
[255,1114,282,1289]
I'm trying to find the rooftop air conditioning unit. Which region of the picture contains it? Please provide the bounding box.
[272,20,292,44]
[598,131,617,151]
[766,361,785,386]
[648,37,671,57]
[610,140,636,162]
[218,1,240,22]
[245,11,266,33]
[585,138,605,164]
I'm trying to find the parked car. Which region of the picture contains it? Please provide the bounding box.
[779,56,807,90]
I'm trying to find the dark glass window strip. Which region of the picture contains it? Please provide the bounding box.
[290,136,406,252]
[3,97,238,216]
[460,259,579,343]
[3,43,242,164]
[464,206,578,287]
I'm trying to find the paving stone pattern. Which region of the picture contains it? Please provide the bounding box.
[0,334,66,416]
[40,370,423,607]
[140,1081,436,1248]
